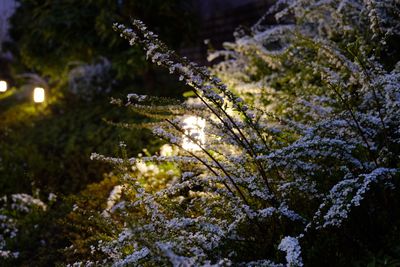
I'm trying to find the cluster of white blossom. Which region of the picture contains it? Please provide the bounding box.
[0,193,47,260]
[83,0,399,266]
[0,214,18,259]
[68,58,114,101]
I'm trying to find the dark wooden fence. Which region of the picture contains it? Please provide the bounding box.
[180,0,273,65]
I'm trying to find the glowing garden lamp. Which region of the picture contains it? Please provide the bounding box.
[182,116,206,151]
[0,80,7,92]
[33,87,45,103]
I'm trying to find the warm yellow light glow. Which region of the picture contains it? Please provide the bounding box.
[33,87,45,103]
[182,116,206,151]
[0,80,7,92]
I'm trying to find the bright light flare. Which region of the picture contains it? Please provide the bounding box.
[33,87,45,103]
[0,80,7,92]
[182,116,206,151]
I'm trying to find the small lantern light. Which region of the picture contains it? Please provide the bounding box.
[0,80,7,92]
[182,116,206,151]
[33,87,45,103]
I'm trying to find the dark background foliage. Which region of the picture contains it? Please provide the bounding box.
[0,1,196,265]
[6,0,197,80]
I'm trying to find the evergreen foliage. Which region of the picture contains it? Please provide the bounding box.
[7,0,196,80]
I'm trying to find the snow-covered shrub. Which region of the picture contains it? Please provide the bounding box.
[86,0,399,265]
[68,58,114,101]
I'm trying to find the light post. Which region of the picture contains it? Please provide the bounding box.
[33,87,45,103]
[182,116,206,151]
[0,80,7,92]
